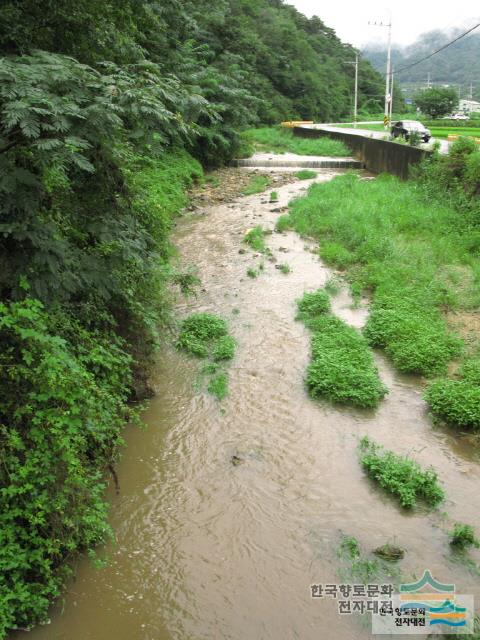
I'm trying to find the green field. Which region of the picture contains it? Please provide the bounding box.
[240,127,351,157]
[429,127,480,139]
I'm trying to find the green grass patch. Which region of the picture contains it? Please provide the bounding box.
[207,373,229,400]
[449,523,480,550]
[285,172,475,382]
[177,312,235,400]
[241,127,350,157]
[243,225,267,253]
[428,127,480,139]
[278,262,291,274]
[275,215,292,233]
[359,437,445,509]
[364,300,461,376]
[241,175,270,195]
[296,289,331,320]
[296,290,387,408]
[296,169,317,180]
[425,359,480,430]
[247,267,258,278]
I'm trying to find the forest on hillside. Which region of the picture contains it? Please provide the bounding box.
[364,29,480,99]
[0,0,385,636]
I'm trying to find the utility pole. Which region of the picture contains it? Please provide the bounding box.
[369,14,392,129]
[343,53,359,128]
[389,67,394,122]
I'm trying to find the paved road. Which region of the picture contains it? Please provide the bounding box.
[304,122,450,154]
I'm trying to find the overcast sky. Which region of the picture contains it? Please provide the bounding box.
[288,1,480,47]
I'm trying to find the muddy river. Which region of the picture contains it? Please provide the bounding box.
[19,170,480,639]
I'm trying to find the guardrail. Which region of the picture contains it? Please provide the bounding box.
[293,126,431,180]
[280,120,314,128]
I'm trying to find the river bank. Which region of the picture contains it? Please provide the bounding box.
[17,168,480,640]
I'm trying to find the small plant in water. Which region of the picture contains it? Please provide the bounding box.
[208,373,228,400]
[269,190,279,203]
[359,437,445,509]
[247,267,258,278]
[243,225,267,253]
[449,523,480,550]
[278,263,291,274]
[177,312,235,400]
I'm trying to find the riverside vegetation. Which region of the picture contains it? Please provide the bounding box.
[283,137,480,431]
[0,0,387,635]
[296,290,387,408]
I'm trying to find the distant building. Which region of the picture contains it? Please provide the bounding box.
[459,99,480,113]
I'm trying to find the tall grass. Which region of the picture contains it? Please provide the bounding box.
[285,162,480,429]
[241,127,350,157]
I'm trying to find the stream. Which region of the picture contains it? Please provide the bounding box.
[19,169,480,640]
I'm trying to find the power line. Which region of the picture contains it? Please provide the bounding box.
[392,22,480,77]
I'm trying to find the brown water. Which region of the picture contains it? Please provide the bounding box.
[19,171,480,640]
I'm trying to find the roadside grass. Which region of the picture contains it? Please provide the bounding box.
[359,437,445,509]
[296,289,387,408]
[241,127,350,157]
[177,312,235,399]
[241,175,270,195]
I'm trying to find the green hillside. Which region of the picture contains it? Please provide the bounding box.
[363,29,480,101]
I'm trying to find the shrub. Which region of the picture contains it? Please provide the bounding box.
[359,437,445,508]
[0,299,132,633]
[278,263,291,274]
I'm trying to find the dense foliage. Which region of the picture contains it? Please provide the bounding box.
[413,87,458,119]
[0,0,386,633]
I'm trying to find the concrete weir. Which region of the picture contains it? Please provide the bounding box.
[233,151,363,169]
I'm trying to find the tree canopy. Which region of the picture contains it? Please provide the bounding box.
[414,86,458,119]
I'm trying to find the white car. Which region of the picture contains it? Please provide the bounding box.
[450,113,470,120]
